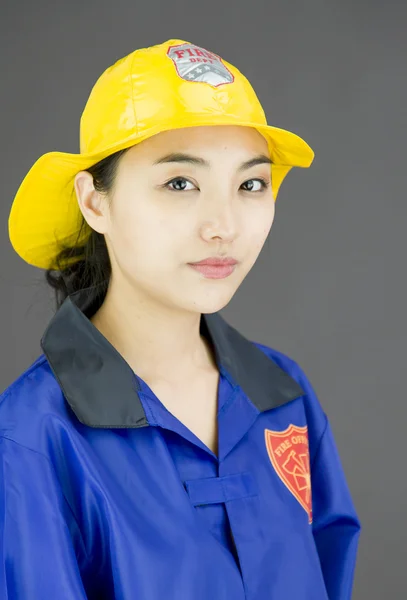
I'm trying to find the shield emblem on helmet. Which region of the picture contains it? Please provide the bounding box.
[167,42,234,87]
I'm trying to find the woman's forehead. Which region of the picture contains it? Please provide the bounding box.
[124,125,270,163]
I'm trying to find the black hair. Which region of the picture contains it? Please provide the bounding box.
[45,147,129,311]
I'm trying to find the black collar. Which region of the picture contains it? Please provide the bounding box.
[40,288,305,429]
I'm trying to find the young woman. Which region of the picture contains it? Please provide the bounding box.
[1,38,361,599]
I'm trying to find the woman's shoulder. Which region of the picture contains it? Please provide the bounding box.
[250,339,327,430]
[0,354,73,453]
[251,339,313,391]
[251,340,299,370]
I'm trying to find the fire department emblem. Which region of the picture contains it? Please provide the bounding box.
[167,42,234,87]
[265,424,313,523]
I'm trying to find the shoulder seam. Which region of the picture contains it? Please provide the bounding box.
[0,434,52,462]
[0,435,90,565]
[0,355,48,401]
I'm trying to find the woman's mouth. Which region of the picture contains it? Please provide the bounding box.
[187,263,237,279]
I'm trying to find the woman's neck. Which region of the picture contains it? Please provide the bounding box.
[89,286,217,383]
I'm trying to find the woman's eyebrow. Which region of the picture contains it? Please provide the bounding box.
[152,152,273,171]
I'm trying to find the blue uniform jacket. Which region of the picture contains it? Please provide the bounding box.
[0,288,361,599]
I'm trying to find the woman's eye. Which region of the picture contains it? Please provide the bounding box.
[165,177,197,192]
[164,177,270,193]
[240,178,269,192]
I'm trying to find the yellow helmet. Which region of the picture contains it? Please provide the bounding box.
[8,39,314,270]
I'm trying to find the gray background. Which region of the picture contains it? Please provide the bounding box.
[1,1,406,597]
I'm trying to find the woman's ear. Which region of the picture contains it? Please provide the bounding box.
[74,171,110,234]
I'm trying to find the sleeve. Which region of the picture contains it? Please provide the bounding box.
[311,419,362,600]
[0,436,91,599]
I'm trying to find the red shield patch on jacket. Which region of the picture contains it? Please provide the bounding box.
[265,424,313,523]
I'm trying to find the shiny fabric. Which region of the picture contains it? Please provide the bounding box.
[0,346,360,599]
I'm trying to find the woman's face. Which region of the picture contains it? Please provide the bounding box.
[77,125,276,315]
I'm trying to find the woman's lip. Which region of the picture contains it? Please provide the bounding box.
[188,263,237,279]
[189,259,238,266]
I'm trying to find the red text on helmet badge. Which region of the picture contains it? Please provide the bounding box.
[167,42,234,87]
